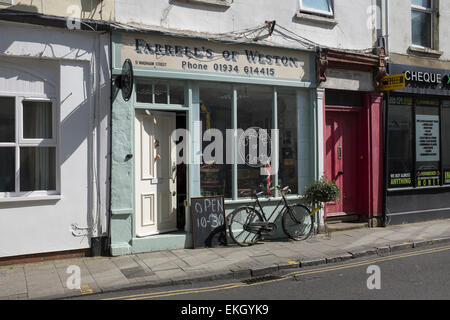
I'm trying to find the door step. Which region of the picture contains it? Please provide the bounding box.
[322,214,368,233]
[324,221,369,233]
[326,214,361,224]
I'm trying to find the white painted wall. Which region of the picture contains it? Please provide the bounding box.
[388,0,450,60]
[115,0,375,51]
[0,22,110,258]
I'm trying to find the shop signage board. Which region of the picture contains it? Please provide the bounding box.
[389,63,450,96]
[190,196,227,249]
[389,173,412,188]
[445,171,450,185]
[416,170,441,187]
[120,34,311,82]
[380,73,406,91]
[415,114,440,162]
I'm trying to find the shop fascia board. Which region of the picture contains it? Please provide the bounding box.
[111,27,318,88]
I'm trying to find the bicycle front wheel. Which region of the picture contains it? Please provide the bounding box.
[228,207,263,246]
[282,204,314,241]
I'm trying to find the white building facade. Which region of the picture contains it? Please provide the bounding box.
[0,18,111,260]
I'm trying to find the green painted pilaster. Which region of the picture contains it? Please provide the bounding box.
[110,77,135,255]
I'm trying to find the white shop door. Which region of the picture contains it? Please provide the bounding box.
[135,110,177,237]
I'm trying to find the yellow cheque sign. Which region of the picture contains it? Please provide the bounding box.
[380,73,406,91]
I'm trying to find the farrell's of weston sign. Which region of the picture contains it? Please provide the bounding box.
[120,34,311,82]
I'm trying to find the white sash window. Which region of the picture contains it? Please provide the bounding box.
[0,96,58,197]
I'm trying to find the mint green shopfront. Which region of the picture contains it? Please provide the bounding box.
[110,31,320,256]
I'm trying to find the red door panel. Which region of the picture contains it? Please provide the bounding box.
[325,111,359,217]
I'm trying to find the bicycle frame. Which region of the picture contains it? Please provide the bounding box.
[250,191,293,223]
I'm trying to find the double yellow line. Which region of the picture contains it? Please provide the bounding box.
[103,244,450,300]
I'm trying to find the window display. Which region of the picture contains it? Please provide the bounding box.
[199,83,232,198]
[278,88,298,194]
[197,83,306,199]
[237,85,273,197]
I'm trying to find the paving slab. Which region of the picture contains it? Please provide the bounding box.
[2,219,450,300]
[24,263,65,299]
[0,267,27,298]
[83,258,130,290]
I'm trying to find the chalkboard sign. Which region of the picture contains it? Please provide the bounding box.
[191,196,227,249]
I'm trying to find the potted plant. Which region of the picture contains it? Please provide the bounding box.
[303,176,341,208]
[303,176,340,235]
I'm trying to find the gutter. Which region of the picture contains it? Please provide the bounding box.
[0,9,110,32]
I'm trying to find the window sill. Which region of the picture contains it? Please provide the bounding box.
[225,194,304,205]
[173,0,231,8]
[408,46,443,58]
[0,195,62,203]
[295,12,337,25]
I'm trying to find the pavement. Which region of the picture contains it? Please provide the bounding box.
[1,218,450,300]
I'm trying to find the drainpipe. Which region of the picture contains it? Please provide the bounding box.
[381,0,390,56]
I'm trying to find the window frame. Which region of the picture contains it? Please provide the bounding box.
[411,0,435,49]
[299,0,334,17]
[0,94,60,199]
[133,79,312,202]
[135,78,186,109]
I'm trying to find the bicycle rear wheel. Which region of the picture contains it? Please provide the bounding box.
[282,204,314,241]
[228,207,263,246]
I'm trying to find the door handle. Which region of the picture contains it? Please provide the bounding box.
[333,171,344,183]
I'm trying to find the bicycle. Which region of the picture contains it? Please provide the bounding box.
[227,186,322,246]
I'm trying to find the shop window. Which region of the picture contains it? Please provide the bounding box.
[442,100,450,184]
[0,98,57,195]
[387,96,414,189]
[411,0,434,48]
[278,88,298,194]
[299,0,334,17]
[199,83,232,198]
[195,83,306,199]
[237,85,273,198]
[387,95,450,190]
[136,79,185,105]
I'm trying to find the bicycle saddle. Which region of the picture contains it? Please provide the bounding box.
[252,190,264,198]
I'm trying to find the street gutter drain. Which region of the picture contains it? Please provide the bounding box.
[242,275,282,285]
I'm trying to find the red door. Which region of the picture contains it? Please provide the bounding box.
[325,111,360,217]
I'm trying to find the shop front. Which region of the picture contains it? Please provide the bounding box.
[385,63,450,225]
[110,31,318,255]
[317,49,385,227]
